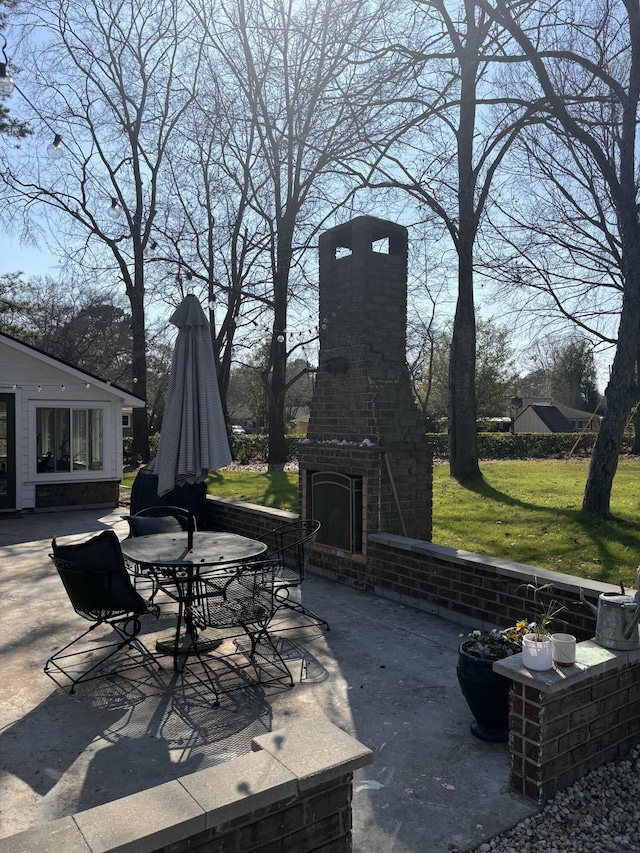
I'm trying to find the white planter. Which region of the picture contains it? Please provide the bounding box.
[551,632,577,666]
[522,633,553,671]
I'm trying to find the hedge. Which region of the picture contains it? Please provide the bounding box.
[124,431,634,466]
[123,432,301,466]
[427,432,633,460]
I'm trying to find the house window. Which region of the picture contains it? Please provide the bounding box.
[36,407,104,473]
[122,413,131,428]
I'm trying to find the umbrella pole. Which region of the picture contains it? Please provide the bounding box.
[188,488,194,551]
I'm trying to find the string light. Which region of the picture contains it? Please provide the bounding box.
[47,134,64,160]
[0,36,14,97]
[107,197,121,220]
[61,384,65,391]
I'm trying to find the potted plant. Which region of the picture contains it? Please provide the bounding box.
[520,583,565,671]
[457,621,530,742]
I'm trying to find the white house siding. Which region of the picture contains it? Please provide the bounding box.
[0,336,143,512]
[514,409,551,433]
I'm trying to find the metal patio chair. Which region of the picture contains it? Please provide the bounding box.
[121,506,195,601]
[178,559,293,705]
[45,529,161,693]
[262,519,328,631]
[122,505,193,537]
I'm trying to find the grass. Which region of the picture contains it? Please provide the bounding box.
[121,468,298,512]
[122,459,640,586]
[433,459,640,587]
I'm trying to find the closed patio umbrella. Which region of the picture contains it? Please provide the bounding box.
[154,294,232,547]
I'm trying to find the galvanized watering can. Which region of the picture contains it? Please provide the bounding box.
[580,583,640,651]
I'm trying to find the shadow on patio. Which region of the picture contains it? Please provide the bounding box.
[0,508,535,852]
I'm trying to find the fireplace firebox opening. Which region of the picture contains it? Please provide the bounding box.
[308,471,363,554]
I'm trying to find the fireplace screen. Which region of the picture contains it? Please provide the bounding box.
[310,472,363,553]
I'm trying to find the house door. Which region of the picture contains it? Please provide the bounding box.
[0,394,16,510]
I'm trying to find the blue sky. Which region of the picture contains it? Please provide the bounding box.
[1,233,60,278]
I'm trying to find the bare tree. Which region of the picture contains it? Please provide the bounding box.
[1,0,202,460]
[187,0,402,468]
[366,0,538,480]
[479,0,640,515]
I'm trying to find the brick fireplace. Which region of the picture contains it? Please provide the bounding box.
[298,216,432,574]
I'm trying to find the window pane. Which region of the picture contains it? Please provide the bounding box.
[72,410,88,470]
[55,409,70,471]
[36,408,56,472]
[89,409,103,470]
[37,407,103,473]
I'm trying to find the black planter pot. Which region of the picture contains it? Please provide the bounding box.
[456,642,512,742]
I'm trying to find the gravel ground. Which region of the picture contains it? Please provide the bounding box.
[467,744,640,853]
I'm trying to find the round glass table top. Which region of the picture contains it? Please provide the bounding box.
[120,531,267,568]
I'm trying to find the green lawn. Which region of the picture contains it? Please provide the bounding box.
[432,460,640,587]
[122,459,640,586]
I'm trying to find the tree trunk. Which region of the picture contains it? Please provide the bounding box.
[631,355,640,455]
[129,284,150,463]
[266,342,287,470]
[266,224,293,470]
[449,21,481,482]
[583,229,640,514]
[448,239,480,481]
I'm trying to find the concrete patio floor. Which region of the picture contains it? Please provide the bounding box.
[0,508,537,852]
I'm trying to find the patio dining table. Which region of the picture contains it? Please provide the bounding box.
[121,531,268,667]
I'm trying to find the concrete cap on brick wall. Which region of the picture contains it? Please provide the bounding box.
[252,714,373,791]
[0,718,371,853]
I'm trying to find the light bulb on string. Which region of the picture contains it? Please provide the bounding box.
[145,240,157,258]
[0,66,14,97]
[107,197,121,220]
[0,35,14,98]
[47,134,63,160]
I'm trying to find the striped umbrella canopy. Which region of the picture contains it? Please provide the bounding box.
[154,294,231,510]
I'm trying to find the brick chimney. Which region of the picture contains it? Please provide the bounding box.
[298,216,432,558]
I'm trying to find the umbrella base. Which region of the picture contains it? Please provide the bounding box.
[155,629,223,656]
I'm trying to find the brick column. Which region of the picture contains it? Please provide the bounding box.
[496,641,640,804]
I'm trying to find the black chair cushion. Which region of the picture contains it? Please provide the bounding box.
[51,529,146,614]
[125,515,183,537]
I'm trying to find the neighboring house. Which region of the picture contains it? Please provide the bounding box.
[0,332,145,514]
[514,398,601,434]
[290,405,309,435]
[122,406,134,436]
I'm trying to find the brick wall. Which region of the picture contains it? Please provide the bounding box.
[497,643,640,804]
[0,717,372,853]
[364,534,598,640]
[153,776,353,853]
[204,497,603,640]
[36,480,119,509]
[204,498,298,542]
